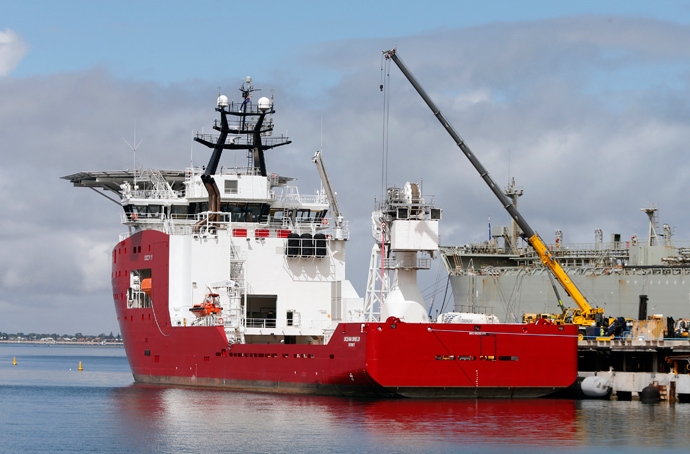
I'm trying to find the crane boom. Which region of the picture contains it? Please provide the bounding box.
[312,150,343,229]
[383,48,598,318]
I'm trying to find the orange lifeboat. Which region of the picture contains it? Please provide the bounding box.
[189,293,222,318]
[141,278,153,298]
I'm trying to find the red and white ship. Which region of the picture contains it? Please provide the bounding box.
[63,77,577,397]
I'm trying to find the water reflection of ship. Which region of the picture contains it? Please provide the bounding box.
[358,399,578,447]
[111,386,578,448]
[441,180,690,321]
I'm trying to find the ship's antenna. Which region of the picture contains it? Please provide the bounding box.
[123,124,143,187]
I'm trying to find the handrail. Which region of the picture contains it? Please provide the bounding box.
[244,318,277,328]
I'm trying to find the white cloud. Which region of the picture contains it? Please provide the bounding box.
[75,239,113,292]
[0,28,28,76]
[0,268,28,289]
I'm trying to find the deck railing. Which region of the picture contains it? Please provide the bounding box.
[245,318,277,329]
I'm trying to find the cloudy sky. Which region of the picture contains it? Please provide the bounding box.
[3,1,690,335]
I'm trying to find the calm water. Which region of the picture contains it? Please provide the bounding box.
[1,344,688,453]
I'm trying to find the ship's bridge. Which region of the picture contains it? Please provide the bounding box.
[62,166,345,240]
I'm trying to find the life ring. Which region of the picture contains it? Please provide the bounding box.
[217,317,224,325]
[322,218,329,226]
[132,213,139,220]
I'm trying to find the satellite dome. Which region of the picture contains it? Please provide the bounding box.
[217,95,229,108]
[258,97,272,112]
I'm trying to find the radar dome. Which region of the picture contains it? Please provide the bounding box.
[258,97,272,112]
[217,95,229,107]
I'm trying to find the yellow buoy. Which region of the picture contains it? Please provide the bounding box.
[78,361,83,371]
[13,357,17,366]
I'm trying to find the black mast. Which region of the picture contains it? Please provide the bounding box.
[193,78,291,232]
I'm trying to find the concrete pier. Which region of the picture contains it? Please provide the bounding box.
[578,337,690,401]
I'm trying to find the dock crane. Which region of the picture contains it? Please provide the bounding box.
[383,48,605,331]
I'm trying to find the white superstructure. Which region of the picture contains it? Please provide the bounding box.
[365,182,442,323]
[64,79,365,346]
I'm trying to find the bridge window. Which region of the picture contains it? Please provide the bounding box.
[224,180,238,194]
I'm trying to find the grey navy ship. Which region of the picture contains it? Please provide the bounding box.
[440,179,690,322]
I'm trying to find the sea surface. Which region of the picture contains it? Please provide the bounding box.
[1,343,688,454]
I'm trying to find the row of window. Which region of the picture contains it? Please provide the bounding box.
[113,244,150,264]
[123,204,328,225]
[118,314,152,322]
[145,352,338,363]
[226,352,320,359]
[143,351,520,363]
[125,203,271,222]
[434,355,520,361]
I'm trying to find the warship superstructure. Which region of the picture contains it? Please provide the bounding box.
[441,181,690,322]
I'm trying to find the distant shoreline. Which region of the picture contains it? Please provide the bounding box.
[0,340,123,346]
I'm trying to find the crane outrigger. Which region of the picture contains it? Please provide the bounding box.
[383,48,605,331]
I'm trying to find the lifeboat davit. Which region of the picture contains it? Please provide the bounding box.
[189,293,222,318]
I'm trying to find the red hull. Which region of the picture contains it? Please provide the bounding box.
[113,231,578,398]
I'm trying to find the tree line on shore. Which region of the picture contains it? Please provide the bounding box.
[0,331,122,342]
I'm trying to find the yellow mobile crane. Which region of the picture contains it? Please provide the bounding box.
[383,48,605,331]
